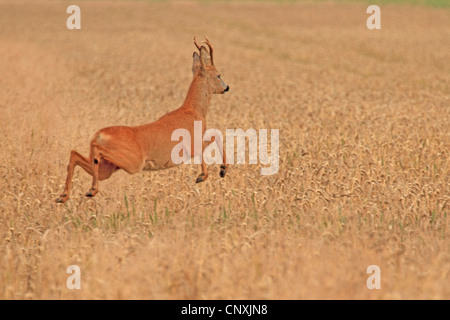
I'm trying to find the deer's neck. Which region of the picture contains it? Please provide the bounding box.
[182,75,211,119]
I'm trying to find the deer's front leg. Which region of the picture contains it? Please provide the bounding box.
[195,139,210,183]
[86,146,101,197]
[218,137,228,178]
[196,154,209,183]
[219,147,228,178]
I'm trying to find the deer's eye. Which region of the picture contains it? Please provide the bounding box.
[217,75,221,79]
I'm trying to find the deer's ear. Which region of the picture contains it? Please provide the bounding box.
[199,46,212,68]
[192,52,202,74]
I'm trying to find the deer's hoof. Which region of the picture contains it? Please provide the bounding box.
[55,194,68,203]
[85,188,98,198]
[220,165,227,178]
[196,173,205,183]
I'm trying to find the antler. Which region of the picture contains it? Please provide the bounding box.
[193,36,202,51]
[193,36,214,65]
[202,36,214,65]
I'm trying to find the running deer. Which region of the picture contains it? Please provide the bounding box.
[56,37,229,203]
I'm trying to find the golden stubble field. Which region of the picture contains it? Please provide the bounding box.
[0,0,448,299]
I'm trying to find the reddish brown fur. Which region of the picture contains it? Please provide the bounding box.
[56,37,229,203]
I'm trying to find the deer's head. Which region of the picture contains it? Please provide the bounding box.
[192,37,229,95]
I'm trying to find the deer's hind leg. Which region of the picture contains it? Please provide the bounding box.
[56,148,118,203]
[85,144,119,198]
[85,154,100,198]
[56,150,93,203]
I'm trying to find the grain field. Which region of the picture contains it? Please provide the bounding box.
[0,0,449,299]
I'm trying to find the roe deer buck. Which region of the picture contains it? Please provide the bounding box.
[56,37,229,203]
